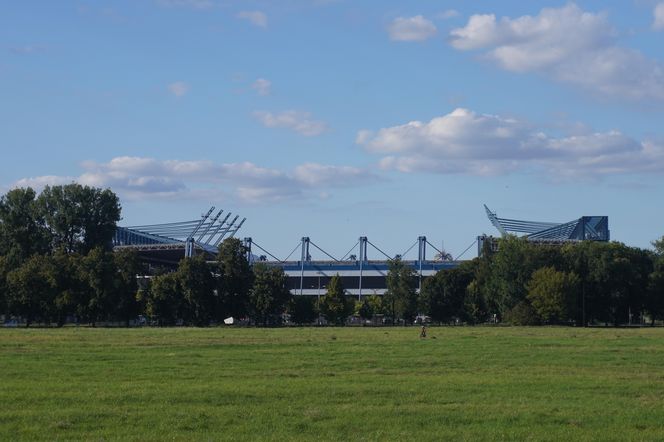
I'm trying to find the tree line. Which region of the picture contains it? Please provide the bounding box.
[1,185,663,326]
[414,236,664,326]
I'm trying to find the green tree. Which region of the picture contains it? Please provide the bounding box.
[37,184,121,254]
[527,266,579,323]
[288,295,317,325]
[564,242,651,325]
[466,241,494,322]
[6,254,59,326]
[419,263,474,324]
[357,298,374,321]
[145,272,182,326]
[0,256,8,317]
[652,236,664,255]
[356,295,386,324]
[464,279,488,324]
[320,274,352,325]
[384,257,418,324]
[79,247,118,326]
[646,258,664,325]
[113,248,143,326]
[50,251,86,326]
[177,256,216,326]
[486,236,534,316]
[0,188,50,264]
[217,238,252,319]
[248,264,291,326]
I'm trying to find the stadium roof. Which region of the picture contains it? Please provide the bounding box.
[484,205,609,242]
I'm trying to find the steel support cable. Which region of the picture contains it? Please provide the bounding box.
[400,240,419,259]
[454,239,477,261]
[250,241,283,263]
[283,242,302,262]
[198,210,224,242]
[136,222,217,232]
[126,220,200,229]
[366,239,393,260]
[213,215,240,247]
[143,227,213,235]
[425,240,443,255]
[341,241,360,261]
[309,241,341,262]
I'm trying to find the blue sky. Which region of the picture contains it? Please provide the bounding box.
[2,1,664,260]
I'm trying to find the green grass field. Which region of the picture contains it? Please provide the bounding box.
[1,327,664,441]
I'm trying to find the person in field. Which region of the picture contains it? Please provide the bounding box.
[420,325,426,338]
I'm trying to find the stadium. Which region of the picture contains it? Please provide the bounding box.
[113,205,610,296]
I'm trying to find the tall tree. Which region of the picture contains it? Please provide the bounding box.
[79,247,117,326]
[646,258,664,325]
[113,248,143,326]
[288,295,317,325]
[0,187,50,264]
[178,256,216,326]
[357,298,374,321]
[384,257,418,324]
[564,242,651,325]
[419,263,474,324]
[248,264,291,326]
[216,238,252,319]
[6,254,59,326]
[652,236,664,256]
[464,279,488,324]
[145,272,182,326]
[320,274,352,325]
[50,251,86,326]
[527,266,579,323]
[38,184,121,254]
[0,256,9,317]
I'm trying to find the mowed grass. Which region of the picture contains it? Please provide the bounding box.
[1,327,664,441]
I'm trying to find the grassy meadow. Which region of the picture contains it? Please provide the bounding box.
[1,326,664,441]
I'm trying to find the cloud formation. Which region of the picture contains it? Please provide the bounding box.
[167,81,189,97]
[438,10,460,20]
[11,157,376,204]
[449,4,664,101]
[357,108,664,178]
[654,3,664,31]
[237,10,268,28]
[253,110,327,136]
[388,15,437,41]
[251,78,272,96]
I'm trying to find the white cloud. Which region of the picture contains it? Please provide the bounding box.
[437,10,460,20]
[357,108,664,178]
[9,157,377,204]
[654,3,664,31]
[13,175,77,189]
[237,10,268,28]
[449,4,664,101]
[253,110,327,136]
[251,78,271,96]
[388,15,437,42]
[167,81,189,97]
[156,0,214,10]
[294,163,371,186]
